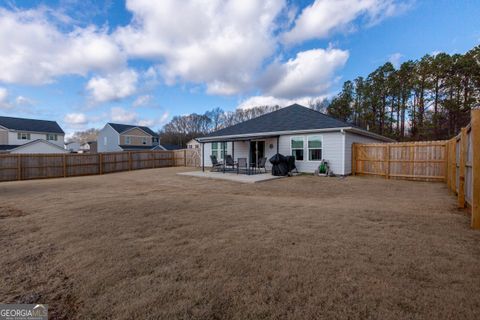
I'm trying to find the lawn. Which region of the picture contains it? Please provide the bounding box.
[1,167,480,319]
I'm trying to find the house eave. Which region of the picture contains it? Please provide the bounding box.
[197,127,393,143]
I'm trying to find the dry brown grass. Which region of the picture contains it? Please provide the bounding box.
[1,167,480,319]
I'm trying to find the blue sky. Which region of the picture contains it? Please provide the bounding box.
[0,0,478,137]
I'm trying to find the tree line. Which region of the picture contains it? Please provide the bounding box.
[159,106,282,146]
[326,46,480,141]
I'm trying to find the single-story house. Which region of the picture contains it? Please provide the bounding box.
[0,115,67,154]
[65,141,81,152]
[80,141,97,153]
[197,104,393,175]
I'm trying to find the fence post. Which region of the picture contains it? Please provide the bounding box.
[385,145,390,179]
[450,139,456,193]
[152,152,155,169]
[471,109,480,229]
[351,143,356,176]
[458,128,467,208]
[63,154,67,178]
[99,153,103,175]
[129,152,132,170]
[184,149,187,167]
[445,141,450,184]
[17,154,21,180]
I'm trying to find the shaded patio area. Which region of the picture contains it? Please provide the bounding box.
[177,170,285,183]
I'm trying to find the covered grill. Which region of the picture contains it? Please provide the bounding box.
[269,153,289,176]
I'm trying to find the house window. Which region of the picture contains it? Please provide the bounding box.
[291,137,304,161]
[211,142,226,159]
[17,132,31,140]
[152,137,159,144]
[125,136,131,144]
[211,142,219,158]
[104,137,107,146]
[142,137,147,145]
[46,133,58,141]
[308,136,322,161]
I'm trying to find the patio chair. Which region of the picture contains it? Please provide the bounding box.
[257,157,267,173]
[225,155,236,171]
[236,158,247,174]
[210,155,224,172]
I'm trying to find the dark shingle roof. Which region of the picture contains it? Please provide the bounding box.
[119,145,156,151]
[161,144,183,150]
[0,145,20,151]
[108,123,157,137]
[202,104,350,138]
[0,116,64,134]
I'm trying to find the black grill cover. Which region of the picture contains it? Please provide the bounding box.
[269,153,289,176]
[286,156,296,172]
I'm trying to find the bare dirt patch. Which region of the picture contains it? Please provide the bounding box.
[1,167,479,319]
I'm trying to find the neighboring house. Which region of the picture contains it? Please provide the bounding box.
[187,139,200,150]
[97,123,163,152]
[0,115,67,154]
[80,141,97,153]
[197,104,393,175]
[162,144,183,151]
[65,141,81,152]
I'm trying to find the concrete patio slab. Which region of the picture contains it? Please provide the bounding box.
[177,170,285,183]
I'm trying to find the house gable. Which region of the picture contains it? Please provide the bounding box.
[9,139,68,154]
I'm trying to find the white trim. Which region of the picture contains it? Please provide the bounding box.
[120,126,153,136]
[307,135,323,162]
[198,127,393,142]
[290,136,305,162]
[9,139,68,152]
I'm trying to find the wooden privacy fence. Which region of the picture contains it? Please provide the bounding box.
[173,149,201,167]
[353,108,480,229]
[352,141,448,181]
[0,149,199,183]
[447,108,480,229]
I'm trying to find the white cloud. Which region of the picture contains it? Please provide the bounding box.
[388,52,403,68]
[282,0,410,44]
[260,48,349,99]
[64,113,88,125]
[0,87,34,110]
[15,96,34,106]
[0,8,126,85]
[109,107,169,129]
[132,94,153,108]
[115,0,286,95]
[110,107,138,123]
[86,70,138,103]
[0,87,9,108]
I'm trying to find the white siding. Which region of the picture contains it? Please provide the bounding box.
[344,131,385,175]
[97,124,122,152]
[200,133,347,174]
[8,131,65,147]
[65,142,81,152]
[10,141,68,154]
[278,132,345,174]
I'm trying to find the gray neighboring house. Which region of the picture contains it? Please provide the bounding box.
[197,104,393,175]
[65,141,81,152]
[0,115,67,154]
[97,123,165,152]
